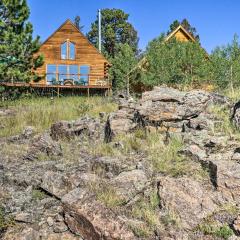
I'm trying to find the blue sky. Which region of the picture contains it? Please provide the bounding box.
[28,0,240,53]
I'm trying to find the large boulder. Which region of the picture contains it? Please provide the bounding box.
[105,107,138,142]
[24,133,62,161]
[110,169,149,202]
[62,188,136,240]
[206,151,240,203]
[51,116,102,140]
[105,87,213,141]
[137,87,211,125]
[158,176,218,229]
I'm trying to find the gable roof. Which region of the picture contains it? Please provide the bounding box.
[165,25,196,42]
[41,19,110,65]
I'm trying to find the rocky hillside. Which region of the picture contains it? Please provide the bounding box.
[1,86,240,239]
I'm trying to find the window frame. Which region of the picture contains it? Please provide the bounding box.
[60,39,76,60]
[46,64,57,85]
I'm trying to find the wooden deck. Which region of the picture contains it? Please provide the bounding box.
[0,82,111,89]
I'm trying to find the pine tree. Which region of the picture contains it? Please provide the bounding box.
[0,0,43,83]
[109,43,137,90]
[87,9,139,58]
[74,15,84,31]
[142,36,210,87]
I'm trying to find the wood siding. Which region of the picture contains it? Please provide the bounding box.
[173,29,191,42]
[34,20,109,86]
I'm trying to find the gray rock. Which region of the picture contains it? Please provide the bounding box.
[207,153,240,203]
[53,222,68,233]
[51,116,102,140]
[231,101,240,128]
[105,108,138,142]
[3,227,40,240]
[110,169,149,202]
[105,86,213,141]
[47,216,54,227]
[24,133,62,161]
[63,199,136,240]
[233,215,240,235]
[41,171,72,199]
[15,212,33,223]
[158,176,218,229]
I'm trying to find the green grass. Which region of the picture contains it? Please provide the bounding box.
[32,189,47,201]
[197,222,233,240]
[131,192,161,233]
[0,96,117,137]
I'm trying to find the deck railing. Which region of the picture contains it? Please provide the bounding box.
[0,74,111,88]
[46,73,109,86]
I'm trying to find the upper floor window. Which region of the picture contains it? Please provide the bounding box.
[61,40,75,60]
[61,42,67,59]
[69,42,75,60]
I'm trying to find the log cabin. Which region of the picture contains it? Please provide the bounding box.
[34,19,111,87]
[0,19,111,94]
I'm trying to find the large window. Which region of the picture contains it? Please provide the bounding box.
[80,65,90,85]
[69,65,78,82]
[61,40,75,60]
[46,65,57,85]
[46,64,90,85]
[58,65,68,84]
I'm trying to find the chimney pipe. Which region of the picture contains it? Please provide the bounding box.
[98,9,102,53]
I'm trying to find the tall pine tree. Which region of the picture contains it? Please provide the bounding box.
[87,9,139,58]
[0,0,43,83]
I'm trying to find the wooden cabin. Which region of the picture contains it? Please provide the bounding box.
[33,19,111,88]
[165,25,196,42]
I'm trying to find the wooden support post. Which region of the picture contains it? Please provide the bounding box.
[127,76,130,98]
[57,87,60,98]
[87,88,90,98]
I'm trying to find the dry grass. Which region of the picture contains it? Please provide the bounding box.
[89,181,125,208]
[87,129,208,178]
[0,96,117,137]
[130,192,161,235]
[0,142,29,159]
[208,104,240,138]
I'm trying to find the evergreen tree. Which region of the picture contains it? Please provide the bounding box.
[211,34,240,89]
[142,35,210,87]
[74,15,84,31]
[0,0,43,83]
[109,43,137,90]
[87,8,139,58]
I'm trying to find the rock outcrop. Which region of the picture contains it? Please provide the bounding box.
[51,116,103,140]
[105,87,213,141]
[2,86,240,240]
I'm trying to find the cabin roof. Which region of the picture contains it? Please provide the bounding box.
[165,25,196,42]
[41,19,110,65]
